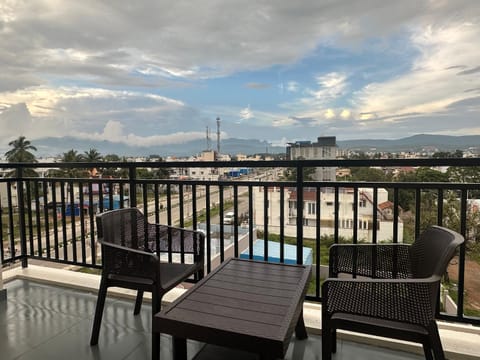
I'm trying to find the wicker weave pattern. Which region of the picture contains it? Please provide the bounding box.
[329,244,412,279]
[97,208,203,280]
[322,225,464,360]
[98,207,201,255]
[324,278,435,326]
[90,207,205,355]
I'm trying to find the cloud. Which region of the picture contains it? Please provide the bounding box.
[239,105,254,120]
[245,82,270,89]
[0,1,479,146]
[286,81,299,92]
[457,66,480,76]
[4,0,476,90]
[78,120,205,147]
[0,86,208,147]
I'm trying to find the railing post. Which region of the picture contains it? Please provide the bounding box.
[129,164,137,208]
[0,258,6,301]
[16,167,28,268]
[296,162,303,264]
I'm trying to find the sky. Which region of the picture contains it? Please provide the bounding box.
[0,0,479,154]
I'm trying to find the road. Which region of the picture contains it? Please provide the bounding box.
[20,184,251,268]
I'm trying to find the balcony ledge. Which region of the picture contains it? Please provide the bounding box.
[3,264,480,360]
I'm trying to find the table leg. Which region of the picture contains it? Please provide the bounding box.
[172,336,187,360]
[152,331,160,360]
[295,310,308,340]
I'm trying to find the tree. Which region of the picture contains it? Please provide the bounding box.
[433,150,463,158]
[4,136,38,177]
[5,136,37,163]
[350,167,390,182]
[282,165,316,181]
[62,149,83,163]
[415,167,449,182]
[82,148,103,162]
[50,149,88,178]
[447,166,480,198]
[104,154,121,162]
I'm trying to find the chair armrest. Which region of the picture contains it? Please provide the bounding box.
[329,243,411,279]
[322,276,440,326]
[102,241,160,281]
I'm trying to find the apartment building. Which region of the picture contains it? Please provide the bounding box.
[254,186,403,243]
[286,136,337,181]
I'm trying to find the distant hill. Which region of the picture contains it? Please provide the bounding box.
[33,136,285,157]
[17,134,480,158]
[337,134,480,152]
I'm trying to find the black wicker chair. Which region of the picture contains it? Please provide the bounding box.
[90,208,204,356]
[322,225,464,360]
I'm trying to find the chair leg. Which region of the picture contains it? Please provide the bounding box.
[423,343,434,360]
[331,328,337,354]
[428,323,445,360]
[90,277,108,346]
[151,291,162,360]
[322,316,332,360]
[134,290,144,315]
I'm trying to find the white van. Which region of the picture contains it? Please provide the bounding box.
[223,211,235,225]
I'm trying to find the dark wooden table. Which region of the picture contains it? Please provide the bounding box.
[153,258,311,360]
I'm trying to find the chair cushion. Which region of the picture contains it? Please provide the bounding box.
[330,313,429,340]
[160,262,199,291]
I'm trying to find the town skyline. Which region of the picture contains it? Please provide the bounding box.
[2,133,479,159]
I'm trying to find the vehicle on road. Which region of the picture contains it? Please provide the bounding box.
[223,211,235,225]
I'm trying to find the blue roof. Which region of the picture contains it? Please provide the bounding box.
[240,239,313,265]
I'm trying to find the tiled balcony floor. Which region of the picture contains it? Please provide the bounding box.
[1,279,424,360]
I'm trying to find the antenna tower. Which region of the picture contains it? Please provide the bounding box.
[216,117,221,156]
[206,126,211,150]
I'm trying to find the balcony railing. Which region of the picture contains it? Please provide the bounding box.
[1,158,480,327]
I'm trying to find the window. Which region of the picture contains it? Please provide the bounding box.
[359,220,368,229]
[308,202,316,215]
[326,201,333,206]
[359,199,367,207]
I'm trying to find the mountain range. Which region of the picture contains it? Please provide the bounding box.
[24,134,480,158]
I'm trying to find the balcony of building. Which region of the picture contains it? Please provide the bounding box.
[1,159,480,359]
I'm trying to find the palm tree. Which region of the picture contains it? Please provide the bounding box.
[4,136,38,177]
[62,149,83,163]
[82,148,103,162]
[50,149,87,178]
[5,136,37,163]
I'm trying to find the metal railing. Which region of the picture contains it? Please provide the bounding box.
[1,158,480,326]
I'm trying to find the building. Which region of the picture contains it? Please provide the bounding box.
[286,136,337,181]
[254,186,403,243]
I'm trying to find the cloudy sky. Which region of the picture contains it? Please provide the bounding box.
[1,0,479,153]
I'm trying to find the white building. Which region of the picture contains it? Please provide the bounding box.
[254,186,403,243]
[286,136,337,181]
[167,152,221,181]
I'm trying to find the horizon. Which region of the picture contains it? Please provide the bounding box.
[0,1,479,155]
[2,133,479,159]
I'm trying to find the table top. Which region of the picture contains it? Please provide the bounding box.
[153,258,311,358]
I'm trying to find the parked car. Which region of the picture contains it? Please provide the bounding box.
[223,211,235,225]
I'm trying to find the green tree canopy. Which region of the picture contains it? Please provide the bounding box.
[5,136,37,163]
[104,154,121,162]
[62,149,83,163]
[350,167,390,182]
[50,149,88,178]
[82,148,103,162]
